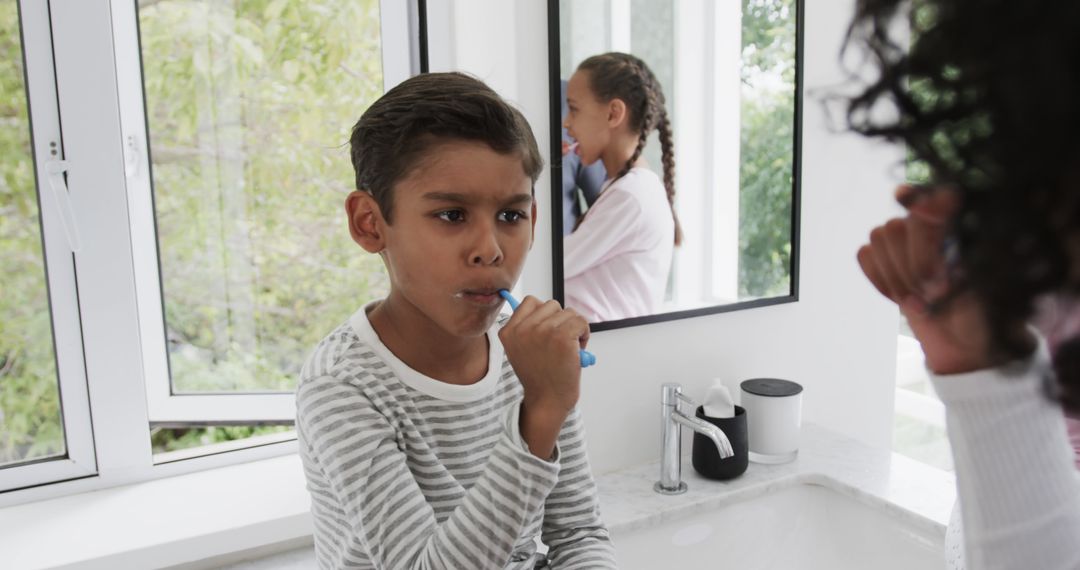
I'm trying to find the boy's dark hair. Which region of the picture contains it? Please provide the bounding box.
[845,0,1080,411]
[349,72,543,222]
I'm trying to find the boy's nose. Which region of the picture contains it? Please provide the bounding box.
[468,224,503,267]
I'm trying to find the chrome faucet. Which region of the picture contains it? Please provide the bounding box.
[654,382,734,495]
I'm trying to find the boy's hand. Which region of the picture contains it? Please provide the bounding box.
[498,296,589,459]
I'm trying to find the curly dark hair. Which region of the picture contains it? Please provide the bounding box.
[577,52,683,246]
[844,0,1080,411]
[349,72,543,223]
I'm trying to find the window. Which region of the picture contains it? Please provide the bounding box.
[0,0,62,468]
[893,323,953,471]
[1,0,421,502]
[890,3,952,473]
[0,0,96,493]
[125,0,393,455]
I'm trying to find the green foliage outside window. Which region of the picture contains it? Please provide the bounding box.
[140,0,388,452]
[141,0,388,395]
[151,424,292,454]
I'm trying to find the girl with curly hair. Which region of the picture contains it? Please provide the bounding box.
[850,1,1080,568]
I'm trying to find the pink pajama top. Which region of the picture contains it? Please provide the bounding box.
[563,168,675,323]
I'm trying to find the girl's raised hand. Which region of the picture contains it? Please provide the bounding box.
[857,185,1000,374]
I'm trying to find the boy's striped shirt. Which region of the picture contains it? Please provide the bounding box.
[296,302,618,569]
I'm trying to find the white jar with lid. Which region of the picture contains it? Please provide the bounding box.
[740,378,803,464]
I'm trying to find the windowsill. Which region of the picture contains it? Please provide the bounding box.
[0,453,314,570]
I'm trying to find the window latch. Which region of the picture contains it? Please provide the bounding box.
[124,134,140,178]
[45,159,82,252]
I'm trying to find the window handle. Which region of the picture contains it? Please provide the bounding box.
[124,134,140,178]
[45,159,82,252]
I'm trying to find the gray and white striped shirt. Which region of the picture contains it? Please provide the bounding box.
[296,302,618,569]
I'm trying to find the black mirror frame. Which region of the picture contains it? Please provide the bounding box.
[548,0,805,332]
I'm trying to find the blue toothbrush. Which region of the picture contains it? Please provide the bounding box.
[498,290,596,368]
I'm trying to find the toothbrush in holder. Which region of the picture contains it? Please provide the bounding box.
[498,290,596,368]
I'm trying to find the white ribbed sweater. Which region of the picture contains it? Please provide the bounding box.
[933,338,1080,570]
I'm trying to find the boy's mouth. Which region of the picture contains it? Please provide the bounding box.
[457,287,505,307]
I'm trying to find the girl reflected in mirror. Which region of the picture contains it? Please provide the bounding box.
[562,52,680,322]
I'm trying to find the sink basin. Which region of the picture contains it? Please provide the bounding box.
[610,482,945,570]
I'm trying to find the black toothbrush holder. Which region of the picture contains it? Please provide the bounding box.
[691,405,749,480]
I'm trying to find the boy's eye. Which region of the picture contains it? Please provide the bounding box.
[436,210,465,223]
[499,210,527,223]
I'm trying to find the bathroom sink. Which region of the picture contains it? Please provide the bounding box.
[610,481,945,570]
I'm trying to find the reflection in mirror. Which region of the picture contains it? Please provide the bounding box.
[552,0,802,329]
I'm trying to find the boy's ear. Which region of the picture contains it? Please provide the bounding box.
[345,190,387,253]
[607,98,628,128]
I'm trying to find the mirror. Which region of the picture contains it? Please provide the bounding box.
[549,0,803,330]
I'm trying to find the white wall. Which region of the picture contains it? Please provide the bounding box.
[434,0,904,475]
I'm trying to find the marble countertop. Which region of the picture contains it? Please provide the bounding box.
[596,423,957,538]
[203,423,956,569]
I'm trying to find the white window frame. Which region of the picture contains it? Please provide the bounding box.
[894,333,947,428]
[892,331,952,472]
[114,0,299,421]
[0,0,97,494]
[1,0,419,507]
[382,0,423,90]
[114,0,419,425]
